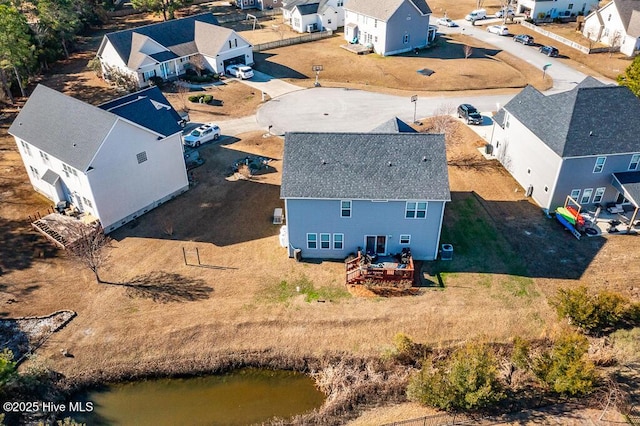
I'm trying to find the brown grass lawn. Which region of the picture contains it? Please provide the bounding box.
[254,33,553,94]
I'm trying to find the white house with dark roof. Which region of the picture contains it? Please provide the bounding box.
[515,0,599,20]
[280,125,450,260]
[235,0,279,10]
[582,0,640,56]
[489,77,640,213]
[344,0,434,56]
[9,85,189,233]
[282,0,347,32]
[97,13,253,88]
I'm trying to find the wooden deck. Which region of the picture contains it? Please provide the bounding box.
[32,213,100,249]
[340,44,373,55]
[346,252,414,284]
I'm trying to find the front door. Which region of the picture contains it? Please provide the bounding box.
[365,235,386,255]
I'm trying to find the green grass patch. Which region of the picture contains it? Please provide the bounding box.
[502,276,538,298]
[260,275,351,304]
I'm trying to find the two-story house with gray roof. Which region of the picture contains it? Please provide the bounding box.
[97,13,253,88]
[282,0,347,32]
[489,77,640,213]
[582,0,640,56]
[280,128,450,260]
[344,0,435,56]
[9,85,189,233]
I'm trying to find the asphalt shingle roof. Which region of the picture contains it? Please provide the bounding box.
[281,132,450,200]
[99,87,182,137]
[501,77,640,158]
[100,13,219,69]
[613,171,640,205]
[345,0,431,21]
[9,85,118,172]
[297,3,319,14]
[613,0,640,37]
[371,117,417,133]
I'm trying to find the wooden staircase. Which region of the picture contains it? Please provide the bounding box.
[32,219,69,248]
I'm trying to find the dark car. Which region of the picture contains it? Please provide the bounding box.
[513,34,534,45]
[539,45,559,57]
[457,104,483,125]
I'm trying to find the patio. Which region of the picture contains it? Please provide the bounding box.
[345,251,414,284]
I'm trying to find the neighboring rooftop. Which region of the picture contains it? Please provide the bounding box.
[497,77,640,158]
[612,0,640,37]
[281,132,450,200]
[345,0,432,21]
[371,117,418,133]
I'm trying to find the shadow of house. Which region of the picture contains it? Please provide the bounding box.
[253,52,309,79]
[110,144,282,247]
[435,191,605,280]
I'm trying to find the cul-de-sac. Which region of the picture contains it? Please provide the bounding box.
[1,0,640,424]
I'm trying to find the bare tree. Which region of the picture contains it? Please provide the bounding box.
[609,31,622,58]
[188,54,206,77]
[102,65,139,92]
[463,45,473,59]
[272,24,287,41]
[174,82,190,113]
[66,224,112,284]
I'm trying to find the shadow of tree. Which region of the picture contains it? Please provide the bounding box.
[0,218,60,273]
[111,271,213,303]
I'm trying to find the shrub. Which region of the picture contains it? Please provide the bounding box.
[531,332,596,396]
[407,342,504,411]
[148,76,164,87]
[202,95,213,103]
[0,349,16,387]
[550,286,634,334]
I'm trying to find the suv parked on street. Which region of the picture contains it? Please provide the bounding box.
[182,123,221,147]
[513,34,534,45]
[457,104,483,125]
[539,45,559,57]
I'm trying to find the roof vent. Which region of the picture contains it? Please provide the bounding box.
[589,131,593,136]
[422,156,427,162]
[72,143,77,147]
[388,161,392,167]
[321,159,327,165]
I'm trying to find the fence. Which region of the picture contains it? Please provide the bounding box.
[519,21,616,54]
[629,406,640,425]
[107,3,281,20]
[382,413,485,426]
[253,29,333,52]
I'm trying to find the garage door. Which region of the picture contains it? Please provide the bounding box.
[223,55,245,69]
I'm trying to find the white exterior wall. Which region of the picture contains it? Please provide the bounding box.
[99,41,140,85]
[344,10,388,53]
[291,9,321,32]
[490,114,563,210]
[14,137,98,217]
[87,120,188,231]
[620,33,640,56]
[519,0,596,18]
[204,34,254,72]
[320,6,339,31]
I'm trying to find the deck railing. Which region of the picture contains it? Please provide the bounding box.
[346,252,414,284]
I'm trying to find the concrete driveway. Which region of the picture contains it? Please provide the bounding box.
[232,69,304,99]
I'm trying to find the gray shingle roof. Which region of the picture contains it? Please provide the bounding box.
[613,0,640,37]
[502,77,640,158]
[297,3,319,14]
[281,132,450,200]
[99,13,219,70]
[41,169,60,185]
[371,117,417,133]
[9,85,118,172]
[612,171,640,205]
[345,0,431,21]
[99,86,182,137]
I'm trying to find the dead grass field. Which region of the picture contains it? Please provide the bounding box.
[254,33,553,94]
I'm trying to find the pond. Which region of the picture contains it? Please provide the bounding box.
[71,369,326,425]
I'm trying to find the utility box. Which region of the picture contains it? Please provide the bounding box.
[441,244,454,260]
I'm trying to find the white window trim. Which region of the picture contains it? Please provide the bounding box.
[399,234,411,245]
[570,189,581,200]
[593,157,606,173]
[340,200,352,218]
[629,154,640,171]
[593,187,605,203]
[333,233,344,250]
[320,233,331,249]
[307,233,317,249]
[581,188,593,204]
[405,201,428,219]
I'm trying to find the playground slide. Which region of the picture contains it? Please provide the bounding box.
[565,205,585,226]
[556,207,576,225]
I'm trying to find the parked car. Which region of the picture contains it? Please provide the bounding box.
[465,8,487,21]
[225,64,254,79]
[182,123,221,147]
[487,25,509,36]
[539,45,559,57]
[513,34,535,45]
[495,8,515,18]
[457,104,483,125]
[436,17,458,27]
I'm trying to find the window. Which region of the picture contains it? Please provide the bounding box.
[62,163,77,178]
[333,234,344,250]
[581,188,593,204]
[229,40,232,49]
[320,233,330,249]
[337,0,343,6]
[403,34,409,44]
[399,235,411,245]
[374,36,378,42]
[568,3,573,8]
[593,157,606,173]
[29,166,39,179]
[20,140,31,156]
[544,186,549,192]
[570,189,581,200]
[608,13,612,21]
[593,187,605,203]
[137,151,148,164]
[327,18,331,24]
[341,200,352,217]
[83,197,93,208]
[405,201,427,219]
[307,233,317,249]
[40,151,50,165]
[374,19,377,28]
[234,39,238,47]
[629,154,640,170]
